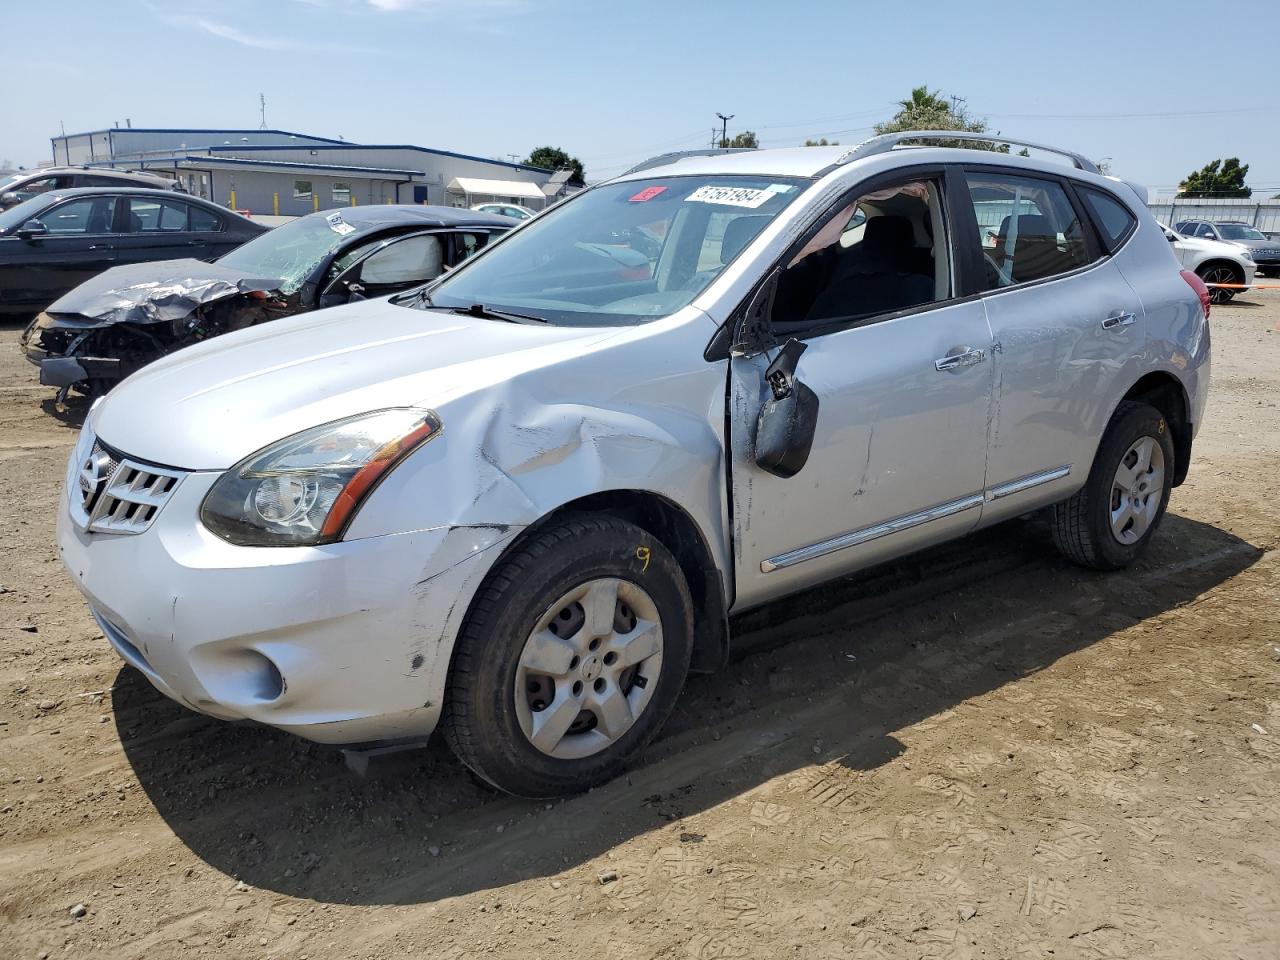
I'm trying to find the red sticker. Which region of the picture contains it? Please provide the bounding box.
[629,186,668,203]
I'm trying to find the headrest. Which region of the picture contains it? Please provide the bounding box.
[862,215,914,250]
[720,215,770,264]
[999,214,1056,240]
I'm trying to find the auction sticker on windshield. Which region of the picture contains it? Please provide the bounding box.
[629,186,668,203]
[685,185,774,208]
[326,212,356,235]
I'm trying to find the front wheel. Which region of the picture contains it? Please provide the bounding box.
[1050,402,1175,570]
[442,514,694,797]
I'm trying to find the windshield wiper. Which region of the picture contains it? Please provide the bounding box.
[453,303,547,324]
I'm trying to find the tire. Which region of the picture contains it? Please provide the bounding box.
[1197,262,1241,304]
[1050,401,1175,571]
[442,514,694,797]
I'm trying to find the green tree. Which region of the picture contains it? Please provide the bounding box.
[874,86,1007,151]
[803,137,839,146]
[1178,158,1250,198]
[718,131,759,149]
[524,146,585,184]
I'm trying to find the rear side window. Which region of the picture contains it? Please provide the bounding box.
[126,197,189,232]
[1079,188,1137,251]
[188,205,224,232]
[964,172,1093,289]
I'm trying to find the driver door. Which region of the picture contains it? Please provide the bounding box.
[728,169,995,609]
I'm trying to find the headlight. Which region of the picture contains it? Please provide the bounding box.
[200,408,442,546]
[1239,248,1254,262]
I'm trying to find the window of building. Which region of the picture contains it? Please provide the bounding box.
[964,173,1093,289]
[293,180,313,200]
[332,182,352,204]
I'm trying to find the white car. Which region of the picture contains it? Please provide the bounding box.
[471,202,536,220]
[1161,223,1255,304]
[60,133,1211,797]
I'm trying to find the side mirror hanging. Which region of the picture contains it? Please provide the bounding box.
[754,337,820,479]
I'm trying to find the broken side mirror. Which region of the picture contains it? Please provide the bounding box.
[754,337,819,479]
[17,219,47,240]
[0,191,20,208]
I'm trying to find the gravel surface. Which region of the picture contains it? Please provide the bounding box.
[1,294,1278,958]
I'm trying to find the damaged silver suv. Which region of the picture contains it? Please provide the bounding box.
[59,132,1211,797]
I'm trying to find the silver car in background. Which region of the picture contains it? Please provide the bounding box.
[1160,222,1256,303]
[58,132,1211,797]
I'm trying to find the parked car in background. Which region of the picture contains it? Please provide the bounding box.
[471,202,536,220]
[0,167,181,210]
[22,205,513,402]
[1173,220,1280,276]
[60,134,1210,797]
[1160,223,1255,303]
[0,188,264,320]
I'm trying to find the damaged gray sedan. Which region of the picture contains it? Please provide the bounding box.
[21,205,513,404]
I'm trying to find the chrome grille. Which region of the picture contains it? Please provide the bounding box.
[75,438,186,536]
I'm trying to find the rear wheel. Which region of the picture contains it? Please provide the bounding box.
[1051,402,1174,570]
[1197,262,1241,304]
[442,514,694,797]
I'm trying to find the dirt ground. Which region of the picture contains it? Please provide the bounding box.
[1,293,1278,960]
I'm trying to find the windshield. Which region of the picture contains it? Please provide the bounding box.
[409,175,807,325]
[1216,224,1266,241]
[217,211,360,293]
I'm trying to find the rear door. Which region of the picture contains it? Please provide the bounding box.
[958,168,1146,526]
[115,195,204,265]
[0,194,119,312]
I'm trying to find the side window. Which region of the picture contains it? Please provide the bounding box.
[964,172,1092,288]
[37,196,118,234]
[456,231,493,261]
[1196,223,1216,239]
[1079,187,1137,251]
[773,179,949,327]
[187,204,224,233]
[13,176,59,201]
[125,197,189,232]
[357,234,445,285]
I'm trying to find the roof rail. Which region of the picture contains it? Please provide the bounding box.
[620,147,757,178]
[836,131,1099,174]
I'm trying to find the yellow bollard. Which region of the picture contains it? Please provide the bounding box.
[273,192,279,216]
[350,195,357,207]
[229,189,237,210]
[312,194,319,212]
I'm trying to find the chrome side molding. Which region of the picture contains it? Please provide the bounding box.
[760,492,984,573]
[986,464,1071,501]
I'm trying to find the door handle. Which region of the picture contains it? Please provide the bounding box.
[187,239,206,246]
[1101,312,1137,330]
[86,244,112,251]
[934,348,986,372]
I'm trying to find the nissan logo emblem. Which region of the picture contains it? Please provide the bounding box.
[78,450,113,513]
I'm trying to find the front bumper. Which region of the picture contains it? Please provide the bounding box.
[57,443,517,745]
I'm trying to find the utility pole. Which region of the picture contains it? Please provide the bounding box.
[716,112,734,149]
[259,93,267,130]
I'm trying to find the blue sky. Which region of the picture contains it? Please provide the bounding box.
[3,0,1278,195]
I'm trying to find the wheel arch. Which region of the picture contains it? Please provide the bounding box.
[1114,371,1192,487]
[1195,256,1245,282]
[459,489,731,678]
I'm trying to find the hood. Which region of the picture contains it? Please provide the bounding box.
[91,297,618,470]
[45,259,282,326]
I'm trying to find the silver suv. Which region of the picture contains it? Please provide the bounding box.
[59,132,1211,796]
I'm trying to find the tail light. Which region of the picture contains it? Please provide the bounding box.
[1180,269,1211,319]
